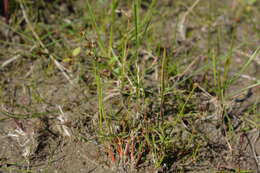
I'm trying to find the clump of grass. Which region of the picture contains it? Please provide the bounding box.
[84,0,260,171]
